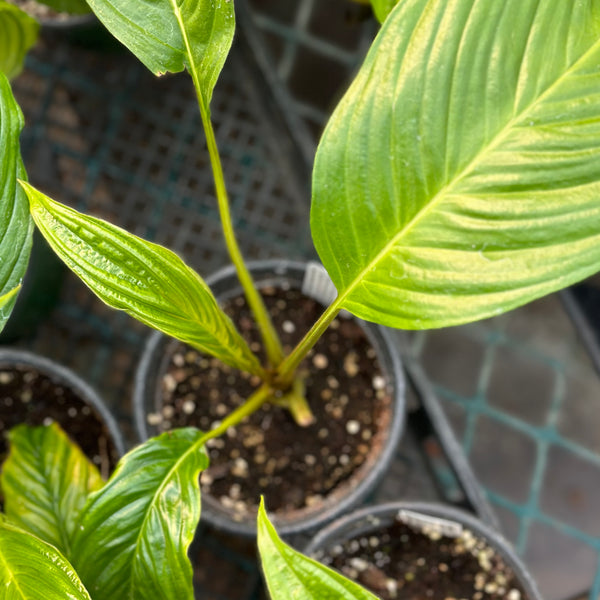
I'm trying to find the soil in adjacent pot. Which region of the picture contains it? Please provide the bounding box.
[6,0,87,22]
[148,287,392,523]
[0,364,120,480]
[315,517,530,600]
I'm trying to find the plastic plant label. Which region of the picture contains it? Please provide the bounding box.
[302,262,350,318]
[398,509,463,538]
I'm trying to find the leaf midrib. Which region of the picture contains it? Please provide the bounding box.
[126,433,204,600]
[334,27,600,310]
[0,531,28,600]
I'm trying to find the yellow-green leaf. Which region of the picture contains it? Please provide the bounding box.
[0,1,38,80]
[312,0,600,329]
[84,0,234,108]
[1,424,104,558]
[257,499,379,600]
[71,428,208,600]
[23,183,262,374]
[0,519,92,600]
[370,0,398,23]
[0,73,34,334]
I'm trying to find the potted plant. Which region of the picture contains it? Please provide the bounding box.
[1,0,600,595]
[134,259,406,535]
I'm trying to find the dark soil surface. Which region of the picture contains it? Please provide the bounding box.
[148,287,392,523]
[316,517,530,600]
[0,364,120,480]
[7,0,63,20]
[6,0,89,21]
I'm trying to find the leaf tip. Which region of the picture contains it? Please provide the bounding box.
[258,495,266,517]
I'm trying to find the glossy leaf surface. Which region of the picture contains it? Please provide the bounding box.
[84,0,234,105]
[312,0,600,329]
[0,519,92,600]
[24,184,261,374]
[257,500,379,600]
[370,0,398,22]
[71,428,208,600]
[1,423,104,557]
[0,74,33,334]
[0,2,39,80]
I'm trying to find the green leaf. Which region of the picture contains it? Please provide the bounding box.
[71,428,208,600]
[312,0,600,330]
[0,73,34,334]
[84,0,234,106]
[23,184,262,374]
[35,0,92,15]
[0,518,92,600]
[0,1,39,80]
[257,499,379,600]
[370,0,398,23]
[1,423,104,558]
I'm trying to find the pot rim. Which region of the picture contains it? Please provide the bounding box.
[134,259,406,536]
[0,348,125,457]
[304,500,542,600]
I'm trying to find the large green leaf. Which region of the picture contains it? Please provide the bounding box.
[312,0,600,329]
[0,519,92,600]
[0,73,34,334]
[71,428,208,600]
[257,500,379,600]
[1,424,104,558]
[84,0,234,106]
[0,1,39,80]
[23,184,262,374]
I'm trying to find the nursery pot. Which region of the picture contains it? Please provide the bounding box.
[0,349,124,479]
[304,501,542,600]
[134,260,406,537]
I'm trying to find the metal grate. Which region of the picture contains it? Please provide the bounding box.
[411,296,600,600]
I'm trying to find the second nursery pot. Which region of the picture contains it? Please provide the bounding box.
[0,349,124,479]
[134,260,406,536]
[305,502,542,600]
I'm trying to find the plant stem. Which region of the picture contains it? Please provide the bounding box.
[192,87,285,368]
[275,300,342,385]
[273,375,314,427]
[198,383,273,446]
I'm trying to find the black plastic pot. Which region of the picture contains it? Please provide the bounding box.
[305,501,542,600]
[134,260,406,536]
[0,349,125,468]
